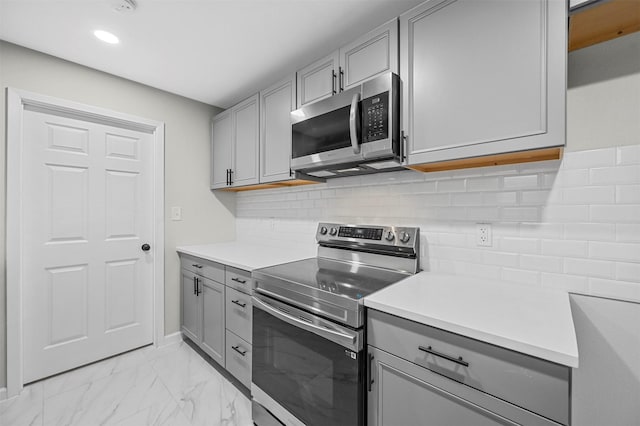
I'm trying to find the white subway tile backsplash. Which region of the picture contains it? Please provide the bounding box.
[590,165,640,185]
[616,185,640,203]
[236,146,640,301]
[503,174,540,189]
[589,241,640,262]
[590,205,640,223]
[617,145,640,165]
[564,258,616,279]
[520,254,563,273]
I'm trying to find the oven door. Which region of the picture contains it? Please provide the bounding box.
[252,293,364,426]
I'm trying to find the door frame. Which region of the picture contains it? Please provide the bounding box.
[6,88,166,397]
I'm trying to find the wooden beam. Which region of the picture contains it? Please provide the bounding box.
[569,0,640,51]
[407,147,563,173]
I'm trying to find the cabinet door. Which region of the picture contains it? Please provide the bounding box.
[211,109,233,189]
[401,0,566,165]
[296,51,340,107]
[339,18,398,91]
[181,269,200,343]
[201,277,225,367]
[260,75,296,183]
[232,94,260,187]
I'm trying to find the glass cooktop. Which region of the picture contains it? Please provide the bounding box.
[254,257,410,301]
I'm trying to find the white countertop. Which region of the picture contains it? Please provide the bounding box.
[176,241,316,271]
[364,272,579,368]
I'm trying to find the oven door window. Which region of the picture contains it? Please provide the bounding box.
[253,305,363,426]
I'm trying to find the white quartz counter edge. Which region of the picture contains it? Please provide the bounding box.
[364,272,579,368]
[176,241,316,271]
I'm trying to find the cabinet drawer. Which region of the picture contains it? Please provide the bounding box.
[180,255,225,283]
[226,287,252,343]
[367,309,570,425]
[225,267,252,293]
[225,330,252,389]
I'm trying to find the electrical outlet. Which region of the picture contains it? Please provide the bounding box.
[476,223,492,247]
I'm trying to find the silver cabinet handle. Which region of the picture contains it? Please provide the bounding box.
[231,277,247,284]
[193,276,197,295]
[231,299,247,308]
[332,69,337,95]
[253,293,359,351]
[232,345,247,356]
[196,277,201,296]
[339,66,344,92]
[349,92,361,154]
[419,345,469,367]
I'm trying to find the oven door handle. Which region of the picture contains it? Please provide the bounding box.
[252,295,360,351]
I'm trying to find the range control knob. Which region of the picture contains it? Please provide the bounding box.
[329,227,338,236]
[384,231,395,241]
[399,232,411,243]
[319,226,328,235]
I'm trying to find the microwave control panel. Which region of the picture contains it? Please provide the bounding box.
[362,91,389,143]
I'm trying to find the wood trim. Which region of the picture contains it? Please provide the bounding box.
[569,0,640,51]
[220,179,321,192]
[407,147,563,173]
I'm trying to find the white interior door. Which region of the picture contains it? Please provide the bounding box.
[21,107,155,383]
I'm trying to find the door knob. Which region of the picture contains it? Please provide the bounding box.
[141,243,151,252]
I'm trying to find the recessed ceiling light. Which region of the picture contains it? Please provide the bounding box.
[94,30,120,44]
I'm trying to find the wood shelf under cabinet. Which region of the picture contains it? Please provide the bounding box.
[218,179,321,192]
[407,147,563,174]
[569,0,640,51]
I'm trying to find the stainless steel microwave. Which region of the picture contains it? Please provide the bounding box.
[291,72,402,178]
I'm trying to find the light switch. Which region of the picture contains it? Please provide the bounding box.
[171,206,182,221]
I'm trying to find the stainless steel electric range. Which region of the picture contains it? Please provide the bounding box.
[251,222,420,426]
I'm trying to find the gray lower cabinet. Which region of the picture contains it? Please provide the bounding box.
[367,309,570,426]
[179,253,253,390]
[180,255,226,367]
[200,277,225,366]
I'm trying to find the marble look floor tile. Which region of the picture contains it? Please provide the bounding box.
[43,364,173,426]
[114,398,192,426]
[0,382,44,426]
[220,379,252,426]
[42,344,155,399]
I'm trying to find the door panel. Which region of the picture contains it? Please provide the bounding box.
[211,110,232,188]
[297,52,339,107]
[181,269,200,343]
[232,94,260,186]
[201,278,225,366]
[22,109,154,383]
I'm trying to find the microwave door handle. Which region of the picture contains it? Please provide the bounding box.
[349,92,361,154]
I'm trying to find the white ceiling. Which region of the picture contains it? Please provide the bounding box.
[0,0,424,109]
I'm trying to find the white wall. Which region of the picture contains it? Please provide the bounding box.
[0,41,237,388]
[235,32,640,303]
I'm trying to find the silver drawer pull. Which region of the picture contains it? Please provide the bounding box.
[232,345,247,356]
[231,299,247,308]
[231,277,247,284]
[419,345,469,367]
[191,264,203,269]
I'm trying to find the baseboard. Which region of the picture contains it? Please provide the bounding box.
[159,331,183,347]
[0,387,7,401]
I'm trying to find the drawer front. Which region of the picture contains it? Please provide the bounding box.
[226,287,252,343]
[367,309,570,425]
[225,330,252,389]
[180,255,225,283]
[225,267,252,293]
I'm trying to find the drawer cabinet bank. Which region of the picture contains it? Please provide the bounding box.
[179,253,253,389]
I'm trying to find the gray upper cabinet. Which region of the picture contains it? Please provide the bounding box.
[260,75,296,183]
[296,51,340,107]
[297,18,399,108]
[211,94,260,189]
[339,18,399,91]
[401,0,567,166]
[211,109,232,189]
